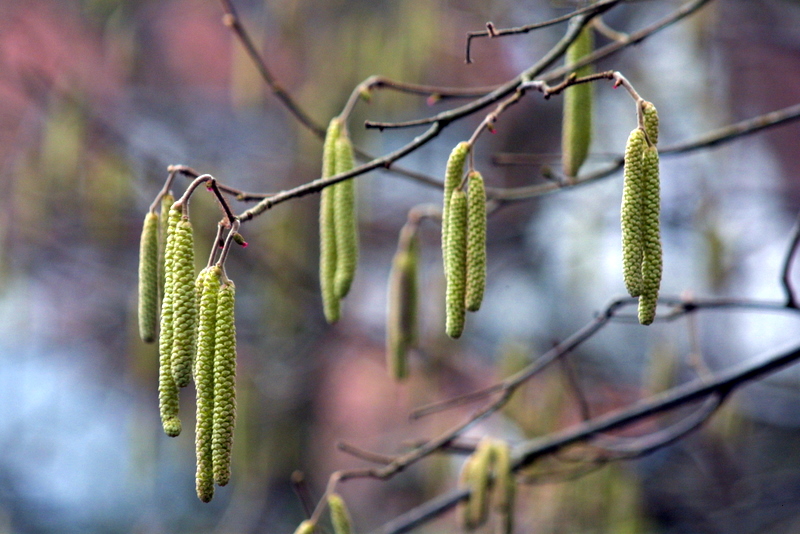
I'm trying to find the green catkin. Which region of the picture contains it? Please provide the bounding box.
[445,189,468,339]
[328,493,354,534]
[293,520,316,534]
[170,217,197,388]
[158,193,174,300]
[638,146,662,325]
[562,25,594,178]
[386,224,419,380]
[212,281,236,486]
[333,134,358,300]
[442,142,470,274]
[465,172,487,312]
[158,206,182,437]
[492,440,515,534]
[195,267,220,503]
[621,128,647,298]
[138,211,159,343]
[466,439,494,529]
[320,118,342,323]
[458,455,478,530]
[642,100,659,146]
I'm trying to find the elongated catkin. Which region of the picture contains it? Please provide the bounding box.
[158,206,182,437]
[212,281,236,486]
[642,100,659,146]
[170,217,197,388]
[492,440,515,534]
[562,25,594,178]
[293,520,316,534]
[386,223,419,380]
[445,189,468,339]
[638,146,662,325]
[333,134,358,299]
[465,172,487,312]
[621,128,647,298]
[320,118,342,323]
[158,193,174,300]
[195,267,220,503]
[138,211,159,343]
[442,142,470,274]
[465,439,494,529]
[328,493,353,534]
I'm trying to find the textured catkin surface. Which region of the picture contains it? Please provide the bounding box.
[320,118,342,323]
[445,190,468,338]
[328,493,354,534]
[386,226,419,380]
[138,211,159,343]
[562,25,594,178]
[642,100,659,146]
[212,281,236,486]
[158,193,174,299]
[333,135,358,299]
[465,172,487,312]
[170,218,197,388]
[195,267,220,503]
[158,207,182,437]
[442,142,470,274]
[621,128,647,298]
[638,146,662,325]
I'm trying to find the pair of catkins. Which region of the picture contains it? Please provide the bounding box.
[459,438,515,533]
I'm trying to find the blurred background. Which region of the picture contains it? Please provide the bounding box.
[2,0,800,532]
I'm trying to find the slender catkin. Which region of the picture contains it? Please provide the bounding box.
[158,193,174,300]
[333,134,358,299]
[320,118,342,323]
[458,455,478,530]
[293,520,316,534]
[195,267,220,503]
[562,25,594,178]
[442,142,470,274]
[445,189,468,339]
[170,217,197,388]
[212,281,236,486]
[138,211,159,343]
[464,440,494,529]
[386,223,419,380]
[642,100,659,146]
[158,206,182,437]
[465,172,487,312]
[492,440,515,534]
[621,128,647,298]
[328,493,354,534]
[638,146,662,325]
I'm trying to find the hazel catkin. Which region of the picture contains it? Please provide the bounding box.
[158,206,182,437]
[442,142,470,275]
[638,146,662,325]
[170,217,197,388]
[445,189,468,339]
[293,520,317,534]
[158,193,174,299]
[138,211,159,343]
[320,118,343,324]
[562,25,594,179]
[386,223,419,381]
[333,134,358,300]
[195,267,220,503]
[328,493,354,534]
[621,128,647,298]
[465,172,487,313]
[492,440,515,534]
[642,100,659,146]
[212,281,237,486]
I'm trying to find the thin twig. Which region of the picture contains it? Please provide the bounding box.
[781,210,800,308]
[290,471,316,520]
[337,442,395,465]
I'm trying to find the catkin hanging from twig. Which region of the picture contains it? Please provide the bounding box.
[621,128,647,298]
[333,134,358,300]
[138,211,159,343]
[170,217,197,388]
[320,118,343,323]
[442,142,470,275]
[465,171,487,312]
[638,146,662,325]
[642,100,659,146]
[158,206,182,437]
[445,189,468,339]
[212,280,237,486]
[386,222,419,380]
[561,25,594,178]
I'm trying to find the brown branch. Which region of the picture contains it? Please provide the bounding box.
[781,210,800,308]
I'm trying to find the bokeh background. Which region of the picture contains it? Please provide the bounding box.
[2,0,800,532]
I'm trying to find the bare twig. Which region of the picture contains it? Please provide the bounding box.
[781,210,800,308]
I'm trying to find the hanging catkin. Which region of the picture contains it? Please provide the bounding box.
[621,128,647,298]
[642,100,659,146]
[195,267,220,503]
[158,206,182,437]
[320,118,342,323]
[561,25,594,178]
[442,142,470,274]
[638,146,662,325]
[445,189,468,339]
[465,172,487,312]
[333,133,358,300]
[492,440,515,534]
[386,223,419,380]
[170,217,197,388]
[328,493,354,534]
[293,520,317,534]
[459,439,493,530]
[138,211,159,343]
[158,193,174,300]
[212,281,237,486]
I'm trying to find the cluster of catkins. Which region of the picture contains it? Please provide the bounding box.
[319,118,358,324]
[292,492,355,534]
[459,438,515,533]
[621,101,661,324]
[137,196,238,503]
